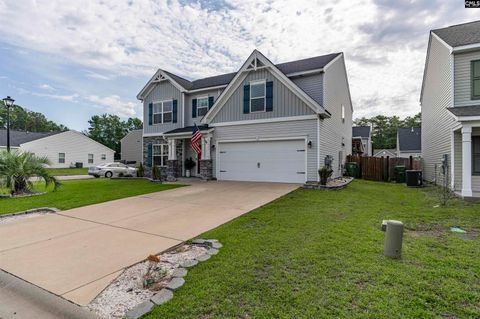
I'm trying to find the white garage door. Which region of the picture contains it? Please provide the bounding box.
[217,139,306,183]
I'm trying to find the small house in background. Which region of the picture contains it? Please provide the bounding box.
[396,127,421,158]
[352,126,372,156]
[373,149,396,158]
[0,129,114,168]
[120,129,142,165]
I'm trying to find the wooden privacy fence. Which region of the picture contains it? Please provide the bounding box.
[346,155,423,182]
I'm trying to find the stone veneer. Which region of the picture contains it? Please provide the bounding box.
[143,136,184,180]
[199,159,213,180]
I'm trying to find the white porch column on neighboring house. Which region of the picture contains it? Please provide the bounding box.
[168,139,177,160]
[461,125,473,197]
[201,136,211,160]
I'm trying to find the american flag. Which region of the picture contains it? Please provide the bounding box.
[191,124,202,156]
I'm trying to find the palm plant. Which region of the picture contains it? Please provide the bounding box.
[0,150,60,195]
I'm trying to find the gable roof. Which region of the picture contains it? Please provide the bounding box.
[352,126,371,138]
[432,20,480,48]
[0,129,61,147]
[373,149,396,157]
[137,52,341,99]
[397,127,421,152]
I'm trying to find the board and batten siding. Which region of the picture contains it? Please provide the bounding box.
[421,35,456,184]
[454,50,480,107]
[291,73,323,106]
[185,89,223,127]
[120,129,143,164]
[212,119,318,181]
[143,81,183,135]
[210,68,315,124]
[320,54,353,177]
[20,131,114,168]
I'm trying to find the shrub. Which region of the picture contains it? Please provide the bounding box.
[0,150,60,195]
[318,166,333,186]
[152,165,161,180]
[137,162,144,177]
[185,157,196,170]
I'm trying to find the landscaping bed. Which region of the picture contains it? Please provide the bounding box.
[303,176,354,190]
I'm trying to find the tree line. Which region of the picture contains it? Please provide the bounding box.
[354,113,421,149]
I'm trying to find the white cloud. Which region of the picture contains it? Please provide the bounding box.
[86,94,138,118]
[0,0,478,119]
[32,92,79,101]
[39,83,55,91]
[84,71,111,80]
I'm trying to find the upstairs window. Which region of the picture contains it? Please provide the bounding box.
[153,144,168,167]
[58,153,65,164]
[197,97,209,117]
[473,136,480,175]
[250,81,266,112]
[153,100,173,124]
[472,60,480,100]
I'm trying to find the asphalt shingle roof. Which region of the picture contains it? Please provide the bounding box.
[352,126,371,138]
[163,53,341,91]
[432,20,480,47]
[0,129,60,147]
[397,127,421,152]
[447,105,480,117]
[163,125,210,135]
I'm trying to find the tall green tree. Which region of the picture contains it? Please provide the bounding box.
[85,114,143,159]
[354,112,421,149]
[0,100,68,132]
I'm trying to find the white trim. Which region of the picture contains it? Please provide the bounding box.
[323,53,343,71]
[215,136,308,183]
[249,80,266,113]
[163,128,215,138]
[137,70,186,100]
[142,132,164,137]
[201,50,327,124]
[209,114,318,127]
[461,124,473,197]
[452,43,480,53]
[188,85,228,93]
[317,117,321,182]
[457,116,480,122]
[450,128,455,190]
[152,143,168,167]
[152,99,173,124]
[195,95,209,118]
[286,68,323,77]
[432,32,454,52]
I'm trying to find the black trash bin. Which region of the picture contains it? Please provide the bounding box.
[75,162,83,168]
[406,170,422,187]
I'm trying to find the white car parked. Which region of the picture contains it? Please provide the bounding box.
[88,163,137,178]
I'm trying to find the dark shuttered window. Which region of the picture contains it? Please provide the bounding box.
[472,60,480,100]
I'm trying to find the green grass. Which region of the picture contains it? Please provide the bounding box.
[45,167,89,176]
[145,180,480,319]
[0,179,181,215]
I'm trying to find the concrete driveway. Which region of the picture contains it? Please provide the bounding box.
[0,181,297,306]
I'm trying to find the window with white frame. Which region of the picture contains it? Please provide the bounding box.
[152,144,168,167]
[153,100,173,124]
[341,105,345,123]
[101,154,106,160]
[88,154,94,164]
[250,81,266,112]
[58,153,65,164]
[197,97,209,117]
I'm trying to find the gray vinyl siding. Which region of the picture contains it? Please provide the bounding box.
[454,50,480,107]
[421,35,456,185]
[120,129,142,163]
[212,119,318,181]
[210,68,315,124]
[291,73,323,106]
[143,81,183,135]
[321,55,353,177]
[185,89,223,127]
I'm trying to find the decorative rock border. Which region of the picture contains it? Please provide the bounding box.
[303,177,354,190]
[0,207,60,219]
[0,191,47,198]
[124,239,222,319]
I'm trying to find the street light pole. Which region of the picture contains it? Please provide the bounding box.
[2,96,15,153]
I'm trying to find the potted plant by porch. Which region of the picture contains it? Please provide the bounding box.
[319,166,333,186]
[185,157,196,178]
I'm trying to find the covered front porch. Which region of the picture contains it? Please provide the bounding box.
[163,125,215,181]
[449,106,480,198]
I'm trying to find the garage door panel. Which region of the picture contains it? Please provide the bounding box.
[218,140,305,183]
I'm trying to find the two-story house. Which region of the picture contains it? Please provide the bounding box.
[421,20,480,198]
[136,49,353,183]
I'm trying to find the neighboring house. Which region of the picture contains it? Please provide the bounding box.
[421,20,480,198]
[0,129,114,168]
[373,149,396,158]
[352,126,372,156]
[396,127,421,158]
[137,49,353,183]
[121,129,143,164]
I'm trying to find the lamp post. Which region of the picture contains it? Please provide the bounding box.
[2,96,15,152]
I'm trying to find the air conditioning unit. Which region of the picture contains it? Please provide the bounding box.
[406,170,422,187]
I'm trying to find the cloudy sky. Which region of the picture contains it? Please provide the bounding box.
[0,0,477,130]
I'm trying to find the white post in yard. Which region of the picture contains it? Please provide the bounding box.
[461,125,473,197]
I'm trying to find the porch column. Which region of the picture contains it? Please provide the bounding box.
[168,139,177,160]
[201,136,211,160]
[461,125,473,197]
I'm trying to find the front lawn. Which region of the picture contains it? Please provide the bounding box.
[0,179,181,215]
[45,167,89,176]
[146,180,479,318]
